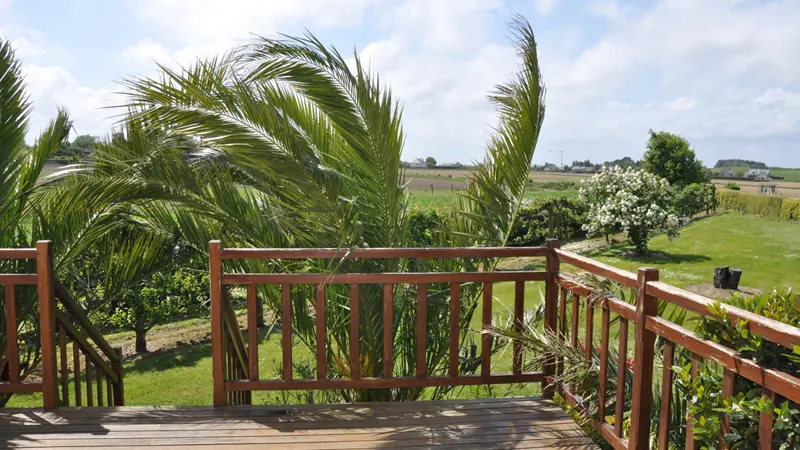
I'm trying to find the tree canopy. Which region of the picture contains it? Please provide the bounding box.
[642,130,706,186]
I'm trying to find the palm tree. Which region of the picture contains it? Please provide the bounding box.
[91,14,546,401]
[0,39,73,406]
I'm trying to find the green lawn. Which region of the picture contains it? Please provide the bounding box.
[8,282,547,407]
[770,168,800,183]
[9,212,794,408]
[583,213,800,292]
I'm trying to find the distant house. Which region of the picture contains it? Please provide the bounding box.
[437,163,458,169]
[571,166,588,173]
[409,158,427,168]
[721,169,734,177]
[745,169,771,180]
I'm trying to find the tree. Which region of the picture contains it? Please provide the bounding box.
[425,156,437,168]
[72,134,97,149]
[580,166,687,254]
[107,14,545,401]
[643,130,706,187]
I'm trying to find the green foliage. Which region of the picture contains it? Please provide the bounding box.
[508,197,588,246]
[687,291,800,449]
[425,156,437,168]
[643,130,706,187]
[715,159,768,170]
[717,190,800,220]
[675,183,718,217]
[724,182,741,190]
[580,166,686,254]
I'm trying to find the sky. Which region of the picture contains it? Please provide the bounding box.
[1,0,799,168]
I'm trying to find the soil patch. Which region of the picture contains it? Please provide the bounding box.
[685,283,762,300]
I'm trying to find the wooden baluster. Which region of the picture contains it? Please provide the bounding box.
[316,285,326,380]
[96,366,103,406]
[720,369,735,450]
[58,325,68,405]
[571,295,580,348]
[513,281,524,375]
[629,267,659,450]
[106,375,112,407]
[416,283,427,378]
[247,284,259,382]
[758,388,776,450]
[382,284,393,378]
[597,305,610,422]
[85,353,93,407]
[658,341,675,450]
[111,347,124,406]
[349,284,360,380]
[36,241,58,408]
[449,282,461,377]
[615,318,629,437]
[557,287,567,386]
[481,282,492,377]
[4,285,19,384]
[584,299,594,363]
[685,353,701,450]
[209,241,225,406]
[73,342,82,406]
[281,284,292,381]
[544,239,561,397]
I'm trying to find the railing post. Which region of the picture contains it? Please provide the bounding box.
[629,267,659,450]
[209,241,226,406]
[111,346,124,406]
[544,239,561,397]
[36,241,59,408]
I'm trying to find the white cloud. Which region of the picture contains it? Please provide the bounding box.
[534,0,800,165]
[534,0,558,15]
[585,0,625,20]
[123,38,172,67]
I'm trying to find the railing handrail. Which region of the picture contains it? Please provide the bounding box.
[221,246,550,260]
[209,240,552,406]
[1,241,123,407]
[554,248,800,450]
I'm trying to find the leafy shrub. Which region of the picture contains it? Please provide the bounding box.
[724,182,741,190]
[580,166,687,253]
[717,190,800,220]
[687,289,800,449]
[508,197,588,246]
[408,209,447,247]
[676,183,717,217]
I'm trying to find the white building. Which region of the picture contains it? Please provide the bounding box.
[745,169,771,180]
[409,158,427,168]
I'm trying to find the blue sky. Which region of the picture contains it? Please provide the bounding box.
[2,0,798,167]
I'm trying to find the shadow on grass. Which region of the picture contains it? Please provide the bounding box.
[586,245,711,266]
[126,327,281,374]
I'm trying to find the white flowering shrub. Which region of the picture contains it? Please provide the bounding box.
[579,166,688,254]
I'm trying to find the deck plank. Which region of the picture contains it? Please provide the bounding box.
[0,396,596,449]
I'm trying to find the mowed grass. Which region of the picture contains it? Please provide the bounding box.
[583,213,800,292]
[7,282,547,407]
[770,168,800,183]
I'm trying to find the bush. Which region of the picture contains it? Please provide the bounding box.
[724,182,741,190]
[691,290,800,449]
[508,197,588,246]
[675,183,717,217]
[717,190,800,220]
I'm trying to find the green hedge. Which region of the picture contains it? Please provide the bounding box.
[717,190,800,220]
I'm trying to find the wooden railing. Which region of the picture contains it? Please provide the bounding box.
[554,247,800,450]
[209,241,554,406]
[1,241,123,407]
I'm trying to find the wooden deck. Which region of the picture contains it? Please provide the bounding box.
[0,397,596,449]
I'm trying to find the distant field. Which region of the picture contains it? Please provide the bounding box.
[711,178,800,198]
[770,168,800,183]
[409,188,579,209]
